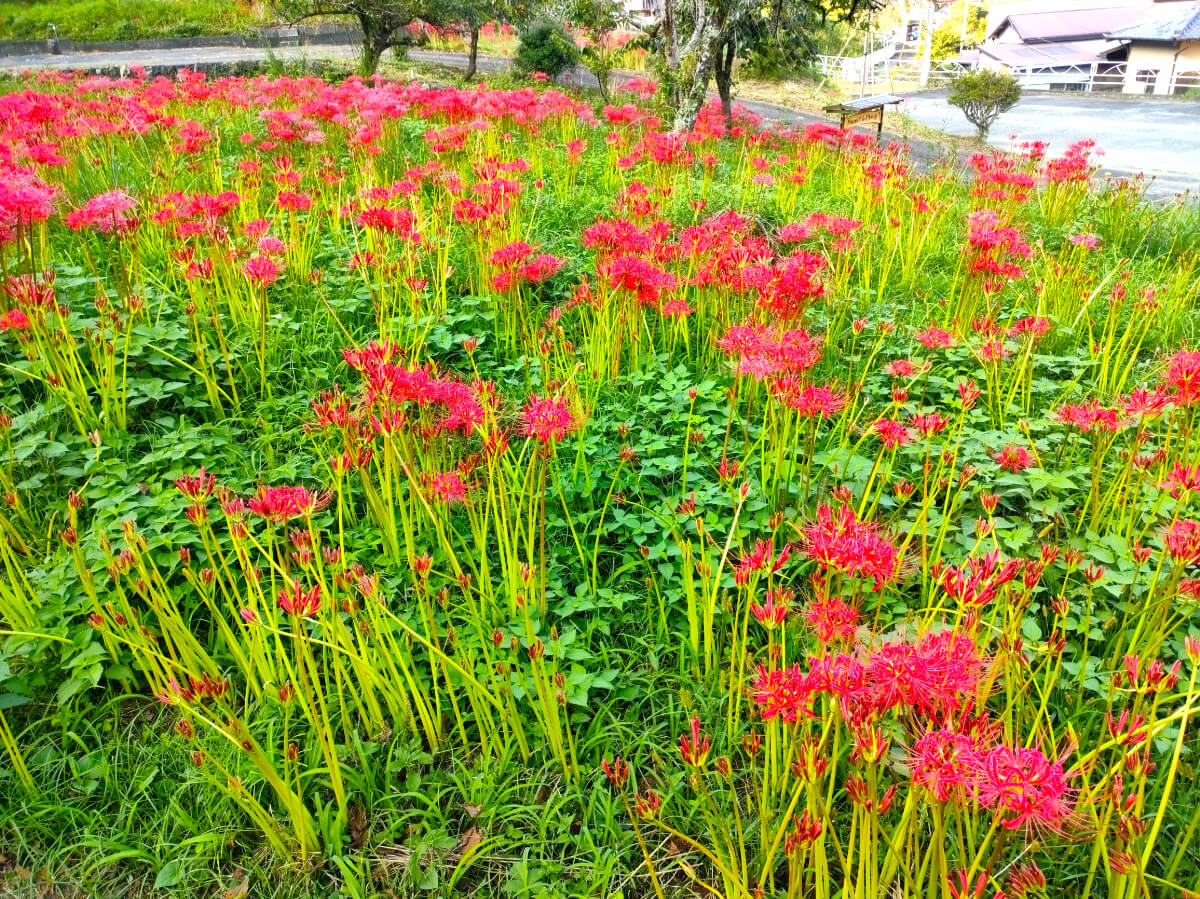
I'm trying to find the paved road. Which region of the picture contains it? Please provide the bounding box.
[900,90,1200,199]
[0,42,362,71]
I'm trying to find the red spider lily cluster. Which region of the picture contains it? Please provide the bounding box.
[1,65,1199,899]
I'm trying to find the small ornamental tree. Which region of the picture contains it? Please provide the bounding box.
[565,0,628,101]
[948,68,1022,139]
[513,22,578,79]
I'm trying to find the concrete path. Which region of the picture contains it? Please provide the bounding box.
[900,90,1200,199]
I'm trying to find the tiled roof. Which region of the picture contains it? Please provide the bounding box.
[990,6,1149,42]
[980,39,1127,67]
[1108,1,1200,41]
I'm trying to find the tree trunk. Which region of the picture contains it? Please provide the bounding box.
[465,25,480,80]
[672,16,723,133]
[714,35,735,135]
[663,0,679,107]
[358,14,385,77]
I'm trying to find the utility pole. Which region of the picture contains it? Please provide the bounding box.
[961,0,970,48]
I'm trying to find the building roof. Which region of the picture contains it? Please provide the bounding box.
[1107,1,1200,41]
[980,39,1127,67]
[989,6,1149,42]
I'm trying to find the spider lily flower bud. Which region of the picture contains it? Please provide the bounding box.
[679,716,710,768]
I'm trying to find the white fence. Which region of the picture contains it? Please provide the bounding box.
[814,55,967,90]
[815,55,1200,96]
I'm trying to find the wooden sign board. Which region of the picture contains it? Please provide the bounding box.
[841,106,884,129]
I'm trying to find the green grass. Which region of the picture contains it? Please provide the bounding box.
[0,0,267,43]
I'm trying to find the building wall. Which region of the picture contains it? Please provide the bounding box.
[1122,40,1200,93]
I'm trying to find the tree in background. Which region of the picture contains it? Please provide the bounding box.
[440,0,538,79]
[667,0,881,134]
[563,0,628,101]
[271,0,431,74]
[948,67,1020,138]
[931,1,986,60]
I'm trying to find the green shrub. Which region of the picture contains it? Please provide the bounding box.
[512,22,577,79]
[947,67,1021,139]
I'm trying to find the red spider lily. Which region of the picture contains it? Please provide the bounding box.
[1105,709,1147,747]
[751,665,816,724]
[175,469,217,501]
[865,631,983,717]
[1185,635,1200,665]
[0,309,31,332]
[1008,316,1051,341]
[1164,519,1200,565]
[65,188,138,235]
[993,445,1033,472]
[735,539,791,584]
[1163,348,1200,405]
[243,254,281,286]
[802,595,859,642]
[910,729,982,802]
[523,396,575,444]
[750,587,790,627]
[915,326,955,349]
[1123,386,1172,419]
[1055,399,1121,433]
[601,254,677,305]
[801,504,902,591]
[975,744,1073,832]
[428,470,470,504]
[633,789,661,818]
[277,581,321,617]
[947,870,994,899]
[1006,861,1046,897]
[873,418,912,449]
[0,163,56,238]
[783,810,823,854]
[679,716,710,767]
[978,340,1008,364]
[782,384,846,419]
[3,272,56,310]
[939,551,1023,608]
[248,485,332,523]
[910,412,950,439]
[601,756,629,788]
[957,379,980,409]
[886,359,916,378]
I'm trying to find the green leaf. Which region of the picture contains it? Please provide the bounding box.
[154,859,184,889]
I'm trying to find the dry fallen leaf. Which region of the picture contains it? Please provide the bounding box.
[348,801,368,849]
[463,803,481,819]
[457,826,485,856]
[221,870,250,899]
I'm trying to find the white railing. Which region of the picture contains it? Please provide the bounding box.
[1000,62,1200,94]
[815,55,967,89]
[815,56,1200,95]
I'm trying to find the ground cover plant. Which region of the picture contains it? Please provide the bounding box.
[0,0,266,43]
[0,66,1199,899]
